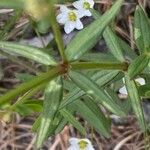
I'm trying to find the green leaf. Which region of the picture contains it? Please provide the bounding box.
[71,100,110,137]
[32,113,68,136]
[32,115,42,132]
[0,0,24,9]
[134,6,150,53]
[60,109,86,135]
[118,38,137,60]
[0,67,60,105]
[0,41,56,65]
[103,28,125,62]
[15,73,35,82]
[128,54,149,79]
[24,100,43,112]
[91,9,125,62]
[69,71,125,116]
[65,0,123,61]
[83,96,111,132]
[125,74,146,130]
[138,84,150,97]
[36,77,63,148]
[105,88,131,114]
[81,52,117,62]
[15,100,43,116]
[15,105,33,116]
[36,17,51,34]
[60,70,119,109]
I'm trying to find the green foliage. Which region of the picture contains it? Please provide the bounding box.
[91,9,125,62]
[65,0,123,61]
[36,77,63,148]
[0,41,57,65]
[0,0,150,148]
[69,70,126,116]
[70,99,111,137]
[128,54,150,79]
[134,6,150,53]
[125,74,146,130]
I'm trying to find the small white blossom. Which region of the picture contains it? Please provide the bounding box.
[57,6,83,34]
[73,0,94,17]
[67,138,95,150]
[119,78,145,95]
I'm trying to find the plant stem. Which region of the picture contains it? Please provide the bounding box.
[71,62,128,71]
[0,67,61,105]
[10,82,46,110]
[49,0,67,63]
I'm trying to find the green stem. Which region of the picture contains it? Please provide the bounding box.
[49,0,67,63]
[10,82,47,110]
[0,67,61,105]
[71,62,128,71]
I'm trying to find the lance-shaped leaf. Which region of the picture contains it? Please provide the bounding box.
[69,71,125,116]
[125,74,146,130]
[60,109,86,135]
[32,113,67,136]
[134,6,150,53]
[91,9,125,62]
[103,28,125,62]
[0,41,56,65]
[118,37,137,60]
[36,77,63,148]
[65,0,123,61]
[83,97,111,132]
[81,52,117,62]
[60,70,119,109]
[0,67,60,105]
[71,100,110,137]
[128,54,149,79]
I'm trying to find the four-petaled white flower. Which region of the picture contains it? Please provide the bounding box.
[73,0,95,17]
[119,78,145,95]
[67,138,95,150]
[57,6,83,34]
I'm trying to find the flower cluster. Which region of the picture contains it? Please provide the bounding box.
[67,138,95,150]
[57,0,94,34]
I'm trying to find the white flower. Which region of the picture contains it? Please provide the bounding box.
[73,0,94,17]
[57,6,83,34]
[67,138,95,150]
[119,78,145,95]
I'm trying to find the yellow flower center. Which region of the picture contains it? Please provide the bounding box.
[83,2,90,10]
[68,12,77,21]
[78,140,88,150]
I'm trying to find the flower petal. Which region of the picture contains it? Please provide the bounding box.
[135,78,145,85]
[56,13,67,24]
[86,144,95,150]
[73,0,83,9]
[74,10,84,18]
[119,86,128,95]
[67,146,78,150]
[60,5,69,12]
[87,0,95,8]
[69,137,79,145]
[64,22,76,34]
[83,10,92,16]
[75,19,83,30]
